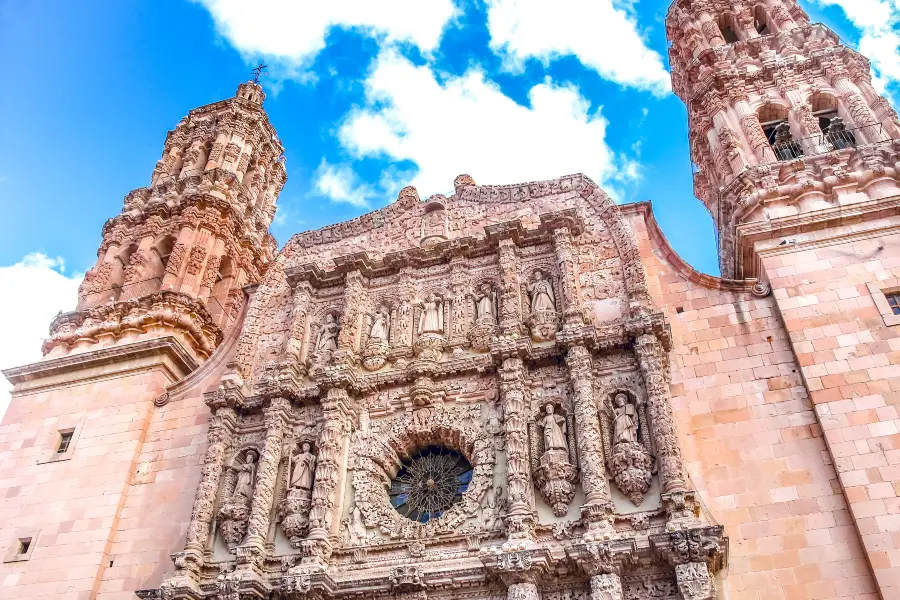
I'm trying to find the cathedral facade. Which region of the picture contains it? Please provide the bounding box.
[3,1,900,599]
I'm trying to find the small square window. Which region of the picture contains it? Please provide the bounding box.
[887,293,900,316]
[17,538,31,555]
[57,431,73,454]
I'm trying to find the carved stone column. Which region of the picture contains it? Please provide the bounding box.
[242,397,291,551]
[498,238,524,337]
[336,270,365,360]
[651,527,725,600]
[507,582,540,600]
[481,548,551,600]
[633,333,687,496]
[565,345,614,536]
[392,269,414,356]
[498,357,535,541]
[568,539,636,600]
[551,227,583,326]
[675,563,715,600]
[305,388,354,557]
[449,255,470,347]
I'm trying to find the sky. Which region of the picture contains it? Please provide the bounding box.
[1,0,898,416]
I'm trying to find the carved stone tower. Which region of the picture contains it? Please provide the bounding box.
[46,81,286,362]
[667,0,900,277]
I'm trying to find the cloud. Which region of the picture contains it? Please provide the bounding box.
[809,0,900,94]
[484,0,671,96]
[338,49,624,198]
[0,253,81,419]
[194,0,457,68]
[314,160,375,208]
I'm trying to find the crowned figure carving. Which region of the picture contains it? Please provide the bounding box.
[468,283,498,351]
[414,294,446,361]
[279,441,317,547]
[530,403,578,517]
[601,391,655,505]
[218,449,259,548]
[525,270,559,342]
[362,306,391,370]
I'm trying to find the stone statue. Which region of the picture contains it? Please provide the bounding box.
[481,486,503,530]
[613,393,638,445]
[233,451,258,501]
[542,404,568,452]
[474,284,496,323]
[369,307,389,343]
[315,314,339,352]
[418,294,444,334]
[290,442,316,491]
[527,270,556,313]
[349,502,367,543]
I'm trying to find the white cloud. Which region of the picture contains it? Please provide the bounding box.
[195,0,457,68]
[338,49,623,198]
[0,253,81,420]
[485,0,671,96]
[809,0,900,93]
[314,160,374,208]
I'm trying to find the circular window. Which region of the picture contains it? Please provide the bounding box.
[388,446,474,523]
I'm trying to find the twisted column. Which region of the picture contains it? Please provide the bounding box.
[306,388,353,555]
[551,227,583,326]
[284,281,312,363]
[565,345,614,534]
[499,357,535,538]
[634,334,686,494]
[498,238,524,337]
[242,397,290,548]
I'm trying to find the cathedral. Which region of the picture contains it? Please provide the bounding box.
[4,1,900,599]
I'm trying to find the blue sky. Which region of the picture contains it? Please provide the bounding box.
[0,0,898,412]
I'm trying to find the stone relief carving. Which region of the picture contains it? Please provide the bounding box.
[278,441,317,547]
[362,305,391,371]
[469,283,499,351]
[312,312,340,364]
[600,390,655,506]
[217,448,259,549]
[525,269,559,342]
[415,294,446,361]
[528,402,578,517]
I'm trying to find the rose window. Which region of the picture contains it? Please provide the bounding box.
[388,446,473,523]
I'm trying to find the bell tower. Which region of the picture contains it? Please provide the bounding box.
[44,81,287,362]
[667,0,900,277]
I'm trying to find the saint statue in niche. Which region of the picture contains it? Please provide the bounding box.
[528,270,556,313]
[542,404,568,452]
[290,442,316,491]
[233,450,258,501]
[474,284,497,323]
[613,392,638,445]
[419,295,444,334]
[369,307,389,344]
[315,314,339,352]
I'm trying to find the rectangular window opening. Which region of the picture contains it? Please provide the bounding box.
[887,292,900,316]
[57,431,74,454]
[17,538,31,555]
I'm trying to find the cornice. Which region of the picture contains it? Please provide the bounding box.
[3,336,198,390]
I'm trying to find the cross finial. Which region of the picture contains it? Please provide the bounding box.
[251,62,268,84]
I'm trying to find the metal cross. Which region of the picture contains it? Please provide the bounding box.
[251,62,268,84]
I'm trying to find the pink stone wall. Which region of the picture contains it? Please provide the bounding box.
[760,226,900,597]
[0,370,171,600]
[624,205,879,600]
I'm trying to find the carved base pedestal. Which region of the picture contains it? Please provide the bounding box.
[218,498,251,549]
[362,341,389,371]
[414,332,446,362]
[468,318,498,351]
[609,441,654,505]
[527,310,559,342]
[278,489,312,548]
[534,450,577,517]
[676,562,715,600]
[590,573,623,600]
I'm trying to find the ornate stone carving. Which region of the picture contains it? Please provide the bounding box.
[313,313,340,364]
[415,294,446,361]
[525,269,559,342]
[469,283,499,351]
[218,448,259,549]
[362,306,390,370]
[675,563,714,600]
[279,441,316,547]
[530,403,577,516]
[601,391,654,505]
